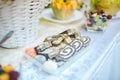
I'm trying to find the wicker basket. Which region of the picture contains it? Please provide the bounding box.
[0,0,52,48]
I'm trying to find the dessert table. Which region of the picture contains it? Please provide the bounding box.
[0,14,120,80]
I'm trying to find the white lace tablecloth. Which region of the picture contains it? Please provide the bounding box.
[59,19,120,80]
[0,18,120,80]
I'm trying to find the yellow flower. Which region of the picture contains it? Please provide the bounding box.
[0,73,9,80]
[3,64,14,73]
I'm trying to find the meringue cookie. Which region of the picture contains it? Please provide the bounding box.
[42,60,58,74]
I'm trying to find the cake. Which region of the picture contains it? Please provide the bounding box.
[51,0,77,20]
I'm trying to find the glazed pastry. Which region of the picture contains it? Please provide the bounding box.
[35,42,52,52]
[67,29,76,35]
[57,43,66,49]
[64,36,72,44]
[74,32,81,40]
[60,29,76,36]
[59,45,75,59]
[60,34,68,39]
[44,36,53,42]
[70,39,83,52]
[47,47,59,59]
[81,36,91,47]
[52,37,63,46]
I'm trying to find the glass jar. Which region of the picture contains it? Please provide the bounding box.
[85,10,112,32]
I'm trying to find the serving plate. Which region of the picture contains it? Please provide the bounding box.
[41,8,83,24]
